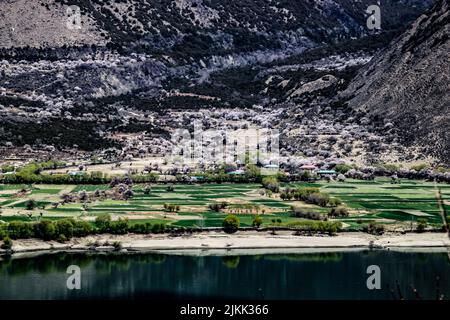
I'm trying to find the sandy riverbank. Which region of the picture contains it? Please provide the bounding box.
[1,231,450,258]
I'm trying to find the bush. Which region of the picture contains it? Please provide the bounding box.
[222,215,240,234]
[208,203,222,212]
[262,176,279,193]
[95,214,111,233]
[280,192,293,200]
[252,215,263,228]
[34,220,57,240]
[291,206,323,220]
[72,220,93,237]
[306,192,330,207]
[109,218,129,234]
[1,236,12,250]
[362,223,385,235]
[411,163,429,172]
[143,185,152,195]
[129,222,152,234]
[164,203,179,212]
[328,206,349,217]
[334,164,352,174]
[56,219,74,239]
[57,234,67,243]
[416,219,427,233]
[287,220,342,235]
[328,198,342,207]
[25,199,37,210]
[293,187,320,200]
[151,223,166,234]
[7,221,34,239]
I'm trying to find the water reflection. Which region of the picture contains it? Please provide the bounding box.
[0,250,449,300]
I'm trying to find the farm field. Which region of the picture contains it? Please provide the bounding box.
[0,179,449,231]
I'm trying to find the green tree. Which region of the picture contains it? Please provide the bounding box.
[334,164,352,174]
[1,236,12,250]
[8,221,34,239]
[25,199,37,210]
[252,215,263,228]
[34,220,57,240]
[416,219,427,233]
[56,219,75,239]
[222,215,240,234]
[262,176,279,193]
[95,214,112,233]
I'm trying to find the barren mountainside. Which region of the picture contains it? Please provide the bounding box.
[344,0,450,164]
[0,0,444,166]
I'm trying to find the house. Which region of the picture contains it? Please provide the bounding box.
[227,169,245,175]
[300,164,317,171]
[315,169,336,176]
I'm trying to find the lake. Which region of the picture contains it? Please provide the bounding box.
[0,249,449,300]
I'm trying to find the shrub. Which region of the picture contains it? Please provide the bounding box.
[362,223,385,235]
[291,207,323,220]
[416,219,427,233]
[328,206,349,217]
[1,236,12,250]
[123,188,134,199]
[129,222,152,234]
[34,220,57,240]
[109,218,129,234]
[328,198,342,207]
[56,219,74,239]
[334,164,352,174]
[7,221,34,239]
[72,220,93,237]
[143,185,152,195]
[222,215,240,234]
[411,163,429,172]
[306,192,330,207]
[95,214,111,233]
[294,187,320,201]
[25,199,37,210]
[252,215,263,228]
[262,176,280,193]
[287,220,342,235]
[151,223,166,234]
[208,203,222,212]
[57,234,67,243]
[0,226,7,239]
[164,203,179,212]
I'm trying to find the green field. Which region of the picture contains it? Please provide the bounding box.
[0,179,448,230]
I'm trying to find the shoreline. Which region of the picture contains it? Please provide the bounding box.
[2,231,450,259]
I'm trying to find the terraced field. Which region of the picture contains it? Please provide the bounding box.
[0,179,449,230]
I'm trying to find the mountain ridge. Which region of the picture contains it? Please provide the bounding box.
[343,0,450,164]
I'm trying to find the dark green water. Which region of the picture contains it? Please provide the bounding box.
[0,250,449,300]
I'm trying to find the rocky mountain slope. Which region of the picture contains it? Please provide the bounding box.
[1,0,432,50]
[0,0,439,165]
[344,0,450,164]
